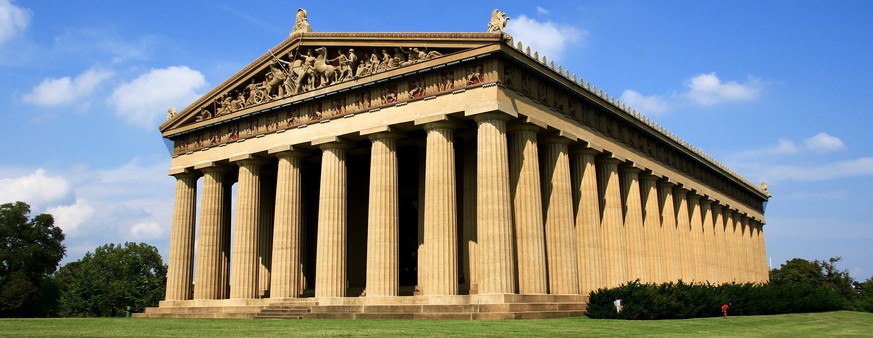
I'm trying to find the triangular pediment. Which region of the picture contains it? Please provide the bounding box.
[159,32,504,135]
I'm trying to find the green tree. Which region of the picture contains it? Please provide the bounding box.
[858,277,873,313]
[58,242,166,317]
[0,201,66,317]
[770,257,858,310]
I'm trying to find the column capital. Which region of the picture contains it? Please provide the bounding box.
[687,192,701,202]
[365,131,405,142]
[168,167,199,178]
[657,179,676,189]
[619,164,643,174]
[229,153,268,165]
[506,123,541,133]
[540,134,575,145]
[700,198,712,207]
[640,172,660,182]
[508,116,547,130]
[268,144,308,157]
[471,111,513,123]
[360,125,406,139]
[569,145,600,156]
[673,186,689,196]
[312,136,355,149]
[596,155,622,165]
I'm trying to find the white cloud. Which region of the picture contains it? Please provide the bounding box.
[0,0,30,44]
[804,132,846,153]
[22,68,115,107]
[47,199,95,235]
[0,169,71,207]
[108,66,206,128]
[535,6,550,15]
[759,157,873,182]
[621,73,765,115]
[505,15,586,61]
[620,89,670,115]
[684,73,762,106]
[129,221,164,239]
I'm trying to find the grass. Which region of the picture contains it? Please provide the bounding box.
[1,311,871,337]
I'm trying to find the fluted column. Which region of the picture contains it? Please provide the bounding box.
[474,113,515,295]
[658,181,679,282]
[749,220,761,282]
[461,135,478,294]
[640,174,664,284]
[508,124,547,294]
[673,187,693,282]
[541,136,579,295]
[315,141,349,297]
[571,147,604,294]
[758,223,769,283]
[740,216,753,282]
[165,172,198,301]
[258,171,276,297]
[365,132,401,297]
[220,177,232,298]
[619,166,646,283]
[724,210,738,282]
[194,166,226,299]
[421,121,459,295]
[269,150,304,298]
[687,193,704,282]
[700,199,715,282]
[230,158,264,299]
[597,157,627,288]
[711,204,726,284]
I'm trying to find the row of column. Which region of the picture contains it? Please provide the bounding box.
[164,113,769,301]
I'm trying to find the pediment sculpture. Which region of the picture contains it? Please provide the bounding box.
[197,45,445,120]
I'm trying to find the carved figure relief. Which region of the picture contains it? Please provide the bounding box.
[438,71,455,92]
[465,64,484,86]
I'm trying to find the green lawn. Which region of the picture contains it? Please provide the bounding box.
[1,311,871,337]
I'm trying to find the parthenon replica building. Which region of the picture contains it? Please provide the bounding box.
[141,9,770,319]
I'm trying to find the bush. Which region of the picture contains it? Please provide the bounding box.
[587,280,848,320]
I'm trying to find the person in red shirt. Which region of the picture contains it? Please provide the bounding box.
[721,302,732,318]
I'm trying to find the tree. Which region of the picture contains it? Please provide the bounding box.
[770,257,859,310]
[0,201,66,317]
[58,242,166,317]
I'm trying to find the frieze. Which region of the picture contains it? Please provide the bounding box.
[499,61,764,213]
[172,60,493,156]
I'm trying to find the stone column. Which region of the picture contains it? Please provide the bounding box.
[673,187,693,282]
[365,132,401,297]
[640,174,664,284]
[421,121,459,295]
[658,181,679,282]
[508,124,547,294]
[165,172,198,301]
[724,210,738,282]
[541,136,579,295]
[220,178,233,298]
[269,150,305,298]
[571,147,604,294]
[194,166,226,300]
[597,156,627,288]
[758,223,769,283]
[619,166,646,283]
[230,158,264,299]
[740,216,753,283]
[315,141,349,298]
[749,220,761,282]
[461,135,478,294]
[700,198,714,283]
[474,113,515,295]
[258,171,276,298]
[687,193,704,282]
[711,203,726,284]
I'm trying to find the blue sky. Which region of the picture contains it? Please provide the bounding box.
[1,1,871,281]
